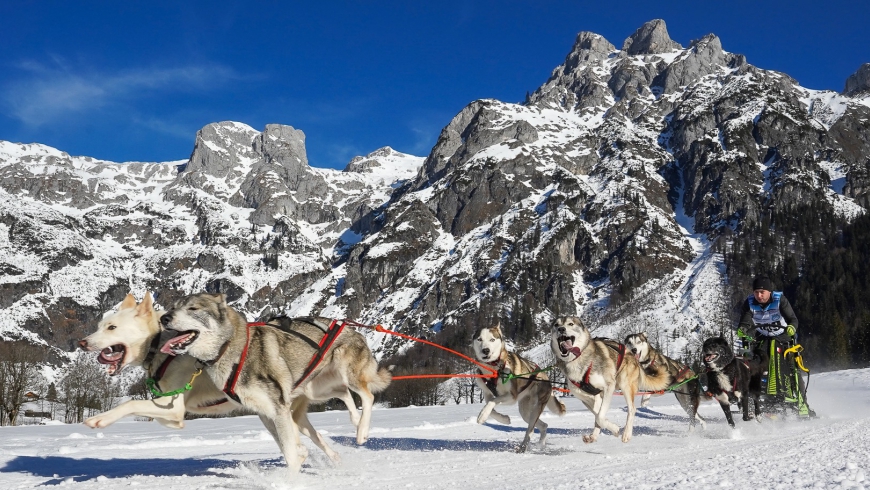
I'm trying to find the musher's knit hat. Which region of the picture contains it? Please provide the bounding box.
[752,275,774,291]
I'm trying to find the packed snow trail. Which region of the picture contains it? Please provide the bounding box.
[0,369,868,489]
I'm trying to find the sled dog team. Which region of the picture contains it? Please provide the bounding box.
[80,292,745,472]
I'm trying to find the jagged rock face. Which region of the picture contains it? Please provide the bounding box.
[622,19,683,55]
[844,63,870,96]
[337,18,868,349]
[831,104,870,207]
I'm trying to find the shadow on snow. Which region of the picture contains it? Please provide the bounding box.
[331,435,518,452]
[0,455,234,485]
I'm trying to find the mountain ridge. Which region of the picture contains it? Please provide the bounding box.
[1,19,868,368]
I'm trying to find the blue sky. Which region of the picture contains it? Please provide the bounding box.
[1,1,868,169]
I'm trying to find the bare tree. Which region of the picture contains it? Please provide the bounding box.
[0,341,47,426]
[58,353,124,423]
[465,378,479,404]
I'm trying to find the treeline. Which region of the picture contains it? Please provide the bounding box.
[720,202,870,370]
[0,341,132,426]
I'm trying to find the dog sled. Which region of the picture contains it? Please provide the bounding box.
[736,330,815,419]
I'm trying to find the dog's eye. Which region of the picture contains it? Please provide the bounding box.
[187,307,198,311]
[107,325,116,330]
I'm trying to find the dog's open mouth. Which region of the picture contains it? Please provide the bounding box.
[557,335,576,356]
[703,352,719,364]
[97,345,126,376]
[160,330,198,355]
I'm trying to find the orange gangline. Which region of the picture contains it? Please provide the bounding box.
[342,320,499,381]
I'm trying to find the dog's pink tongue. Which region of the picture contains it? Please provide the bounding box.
[160,333,190,355]
[97,348,122,363]
[159,341,175,355]
[561,340,582,357]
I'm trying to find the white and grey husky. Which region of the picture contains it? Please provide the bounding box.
[472,325,566,452]
[158,292,391,472]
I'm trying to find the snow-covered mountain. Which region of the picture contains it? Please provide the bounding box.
[0,126,422,353]
[2,19,869,363]
[335,19,870,357]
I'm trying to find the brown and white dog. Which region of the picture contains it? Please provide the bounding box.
[551,316,671,443]
[624,331,706,429]
[472,325,566,452]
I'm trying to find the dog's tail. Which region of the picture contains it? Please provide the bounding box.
[637,361,675,392]
[368,365,393,394]
[547,392,567,416]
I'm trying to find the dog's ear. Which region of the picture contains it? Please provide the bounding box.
[208,293,227,306]
[494,322,505,337]
[119,293,137,310]
[640,332,647,341]
[135,292,154,317]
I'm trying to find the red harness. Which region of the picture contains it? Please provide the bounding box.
[569,342,626,396]
[221,319,346,404]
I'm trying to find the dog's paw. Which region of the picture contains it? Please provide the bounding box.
[84,416,111,429]
[493,414,511,425]
[621,432,632,443]
[327,451,343,465]
[582,434,597,443]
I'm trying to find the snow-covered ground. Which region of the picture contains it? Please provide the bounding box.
[1,368,868,489]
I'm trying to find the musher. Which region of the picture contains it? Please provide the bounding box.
[737,275,814,417]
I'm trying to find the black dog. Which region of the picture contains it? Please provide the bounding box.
[701,337,761,427]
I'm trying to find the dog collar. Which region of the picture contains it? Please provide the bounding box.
[202,339,233,366]
[142,333,163,369]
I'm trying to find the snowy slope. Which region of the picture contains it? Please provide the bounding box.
[0,368,866,489]
[0,126,423,350]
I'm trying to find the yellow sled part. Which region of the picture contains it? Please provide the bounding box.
[783,344,810,373]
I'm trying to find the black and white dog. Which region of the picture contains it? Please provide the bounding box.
[701,337,761,427]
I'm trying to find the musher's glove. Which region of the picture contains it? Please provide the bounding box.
[737,327,754,340]
[786,325,796,337]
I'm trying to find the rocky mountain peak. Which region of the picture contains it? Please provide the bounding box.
[562,31,616,72]
[345,146,396,170]
[343,146,424,188]
[254,124,309,171]
[844,63,870,96]
[621,19,682,55]
[182,121,259,182]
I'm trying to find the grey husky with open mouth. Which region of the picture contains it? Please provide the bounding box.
[159,292,391,472]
